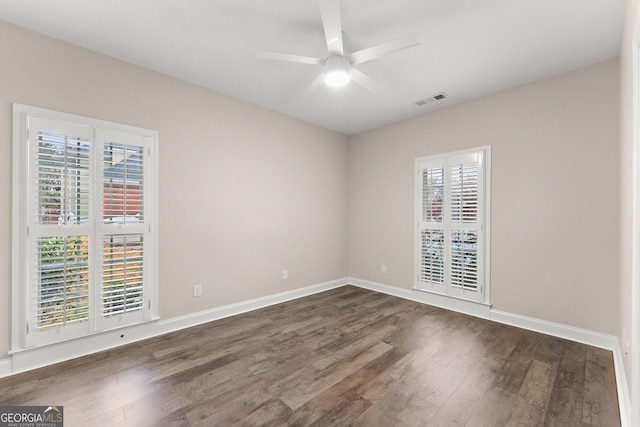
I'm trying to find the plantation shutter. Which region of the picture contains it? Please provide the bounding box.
[415,148,488,304]
[27,117,93,347]
[418,164,446,290]
[97,129,149,330]
[17,105,157,350]
[448,153,483,300]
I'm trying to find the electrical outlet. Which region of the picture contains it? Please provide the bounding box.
[193,284,202,297]
[282,270,288,280]
[381,264,387,274]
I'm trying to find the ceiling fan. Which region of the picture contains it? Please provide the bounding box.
[257,0,421,94]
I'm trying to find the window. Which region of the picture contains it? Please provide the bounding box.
[414,147,490,304]
[12,104,158,349]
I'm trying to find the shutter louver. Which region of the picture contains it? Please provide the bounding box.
[420,165,445,285]
[423,167,444,222]
[103,142,144,223]
[37,131,90,225]
[450,230,478,290]
[451,161,478,224]
[36,235,90,330]
[421,229,444,284]
[102,234,144,316]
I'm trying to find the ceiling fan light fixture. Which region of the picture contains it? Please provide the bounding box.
[323,55,351,87]
[325,69,350,87]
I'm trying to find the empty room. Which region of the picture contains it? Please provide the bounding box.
[0,0,638,426]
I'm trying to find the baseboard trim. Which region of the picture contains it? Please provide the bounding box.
[1,277,349,378]
[489,309,618,350]
[612,338,632,427]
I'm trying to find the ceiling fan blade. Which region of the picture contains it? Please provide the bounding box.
[350,33,421,65]
[319,0,344,55]
[350,68,378,93]
[303,73,327,96]
[257,50,323,66]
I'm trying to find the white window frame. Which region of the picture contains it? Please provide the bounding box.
[413,146,491,305]
[12,104,159,351]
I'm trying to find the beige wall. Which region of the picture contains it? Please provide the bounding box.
[349,60,620,335]
[0,22,350,358]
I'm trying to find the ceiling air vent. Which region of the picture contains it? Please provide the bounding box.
[416,92,448,106]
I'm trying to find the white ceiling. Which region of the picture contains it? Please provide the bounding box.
[0,0,626,135]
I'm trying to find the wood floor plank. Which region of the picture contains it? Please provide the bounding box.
[357,333,451,405]
[231,399,292,427]
[357,388,441,427]
[543,340,587,426]
[312,324,397,370]
[0,285,621,426]
[312,400,372,427]
[71,406,126,427]
[280,341,393,409]
[120,393,191,427]
[296,392,372,427]
[418,351,476,408]
[287,347,407,426]
[505,359,558,426]
[493,330,543,395]
[426,355,503,426]
[582,346,621,427]
[464,387,518,427]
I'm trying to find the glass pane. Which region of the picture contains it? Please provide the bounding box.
[422,167,444,222]
[421,229,444,284]
[451,230,478,290]
[102,234,144,317]
[451,162,478,223]
[103,142,144,224]
[37,235,90,330]
[37,131,90,225]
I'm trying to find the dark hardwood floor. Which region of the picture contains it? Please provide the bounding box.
[0,286,621,426]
